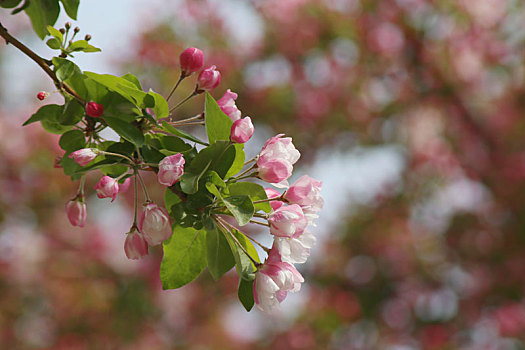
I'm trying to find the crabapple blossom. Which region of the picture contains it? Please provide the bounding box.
[217,89,242,121]
[230,117,254,143]
[138,203,172,246]
[273,230,316,264]
[68,148,98,166]
[257,158,293,184]
[284,175,324,214]
[124,228,149,260]
[268,204,308,238]
[265,187,284,211]
[118,177,131,193]
[94,176,119,202]
[179,47,204,75]
[258,134,300,166]
[65,198,87,227]
[157,153,185,186]
[85,101,104,117]
[253,248,304,312]
[197,65,221,91]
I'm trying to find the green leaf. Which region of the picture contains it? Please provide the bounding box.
[25,0,60,39]
[46,37,61,49]
[1,0,23,9]
[23,103,62,126]
[52,57,81,82]
[165,189,182,212]
[59,0,79,19]
[71,158,119,175]
[69,40,101,53]
[60,98,84,125]
[205,171,226,189]
[121,73,142,90]
[46,25,62,41]
[84,71,149,107]
[206,228,235,280]
[158,135,192,153]
[103,116,144,146]
[228,182,272,213]
[101,164,128,178]
[58,129,85,152]
[180,141,234,194]
[149,90,169,119]
[41,118,72,134]
[161,121,208,146]
[238,277,255,311]
[225,143,245,178]
[205,92,233,144]
[222,195,254,226]
[10,0,28,14]
[223,228,260,277]
[160,226,207,289]
[140,145,164,164]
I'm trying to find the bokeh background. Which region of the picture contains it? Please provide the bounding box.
[2,0,525,348]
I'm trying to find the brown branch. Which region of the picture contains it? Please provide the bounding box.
[0,21,85,104]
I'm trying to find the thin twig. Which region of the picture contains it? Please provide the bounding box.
[0,21,85,104]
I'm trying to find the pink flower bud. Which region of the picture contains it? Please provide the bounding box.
[217,89,242,121]
[118,177,131,193]
[259,134,301,165]
[68,148,98,166]
[138,203,172,246]
[65,198,87,227]
[37,91,48,100]
[158,153,185,186]
[86,101,104,118]
[268,204,308,238]
[94,176,119,202]
[124,228,149,260]
[230,117,254,143]
[257,158,293,184]
[180,47,204,75]
[197,65,221,91]
[284,175,323,214]
[265,187,283,211]
[253,248,304,312]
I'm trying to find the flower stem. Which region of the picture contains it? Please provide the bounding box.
[133,174,138,225]
[249,220,270,227]
[166,73,186,102]
[169,91,198,113]
[217,216,270,253]
[136,169,151,202]
[100,151,134,164]
[214,216,264,265]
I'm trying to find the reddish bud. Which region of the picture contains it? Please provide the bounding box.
[180,47,204,75]
[85,101,104,118]
[124,228,149,260]
[37,91,48,100]
[231,117,254,143]
[66,198,87,227]
[197,65,221,91]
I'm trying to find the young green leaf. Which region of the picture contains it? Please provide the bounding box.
[46,37,61,49]
[52,57,81,82]
[225,143,245,178]
[23,103,62,126]
[1,0,23,9]
[222,195,255,226]
[206,228,235,280]
[164,189,183,213]
[238,276,255,311]
[161,121,208,146]
[160,226,207,290]
[103,116,145,146]
[149,90,169,119]
[69,40,101,53]
[59,0,79,19]
[222,227,260,277]
[228,182,272,213]
[24,0,60,39]
[46,25,63,41]
[58,129,85,152]
[205,92,233,144]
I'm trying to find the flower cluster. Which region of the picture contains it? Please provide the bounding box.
[253,174,323,312]
[25,42,321,312]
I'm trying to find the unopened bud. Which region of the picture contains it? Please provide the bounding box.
[65,22,71,29]
[74,26,80,33]
[85,101,104,117]
[196,65,221,92]
[84,34,91,41]
[37,91,49,101]
[179,47,204,75]
[59,28,66,34]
